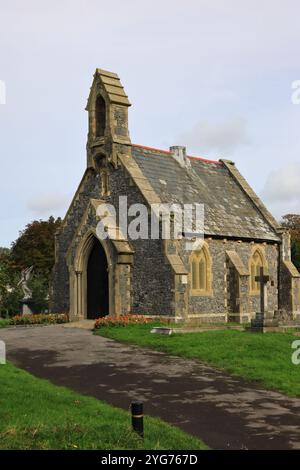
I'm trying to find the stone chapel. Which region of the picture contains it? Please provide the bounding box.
[51,68,300,323]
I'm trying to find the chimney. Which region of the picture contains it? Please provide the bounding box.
[169,146,191,169]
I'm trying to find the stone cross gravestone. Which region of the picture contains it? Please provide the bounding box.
[255,267,269,320]
[250,267,279,332]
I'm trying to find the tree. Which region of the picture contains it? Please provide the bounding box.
[281,214,300,232]
[291,238,300,271]
[0,249,21,317]
[0,217,61,316]
[10,216,61,278]
[281,214,300,271]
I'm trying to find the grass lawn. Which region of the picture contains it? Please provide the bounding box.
[0,319,10,328]
[95,324,300,397]
[0,362,208,450]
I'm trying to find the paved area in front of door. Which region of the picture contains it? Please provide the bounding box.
[1,325,300,450]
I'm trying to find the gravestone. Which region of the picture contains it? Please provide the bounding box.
[151,327,173,335]
[250,267,279,332]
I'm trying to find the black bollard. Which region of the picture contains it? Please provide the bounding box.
[131,401,144,438]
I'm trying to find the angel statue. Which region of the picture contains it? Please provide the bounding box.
[18,266,34,300]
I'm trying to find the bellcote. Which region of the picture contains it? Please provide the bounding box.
[86,68,131,169]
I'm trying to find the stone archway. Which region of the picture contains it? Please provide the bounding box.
[69,231,114,321]
[87,237,109,319]
[68,221,134,322]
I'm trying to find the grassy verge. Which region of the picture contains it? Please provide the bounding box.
[95,324,300,397]
[0,362,208,450]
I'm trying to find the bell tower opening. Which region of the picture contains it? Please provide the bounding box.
[86,69,131,168]
[87,237,109,319]
[95,95,106,138]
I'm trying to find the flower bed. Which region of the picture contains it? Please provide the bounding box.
[8,313,69,326]
[94,314,153,329]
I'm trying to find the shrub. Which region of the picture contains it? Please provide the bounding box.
[8,313,69,326]
[94,314,153,329]
[0,319,10,328]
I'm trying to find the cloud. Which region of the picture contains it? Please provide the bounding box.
[27,193,70,215]
[261,163,300,204]
[180,117,250,155]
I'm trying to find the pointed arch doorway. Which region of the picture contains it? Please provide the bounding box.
[70,225,134,321]
[87,237,109,319]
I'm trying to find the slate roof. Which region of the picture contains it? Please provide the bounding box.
[131,145,280,242]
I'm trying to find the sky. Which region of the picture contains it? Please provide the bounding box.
[1,0,300,247]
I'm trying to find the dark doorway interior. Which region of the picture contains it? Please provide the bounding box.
[87,238,109,319]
